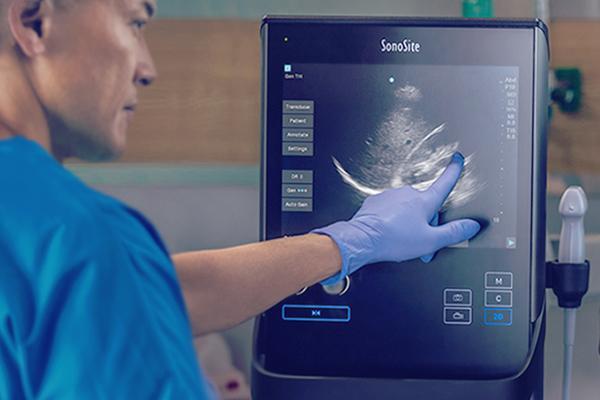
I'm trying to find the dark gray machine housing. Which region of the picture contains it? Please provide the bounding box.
[254,17,549,399]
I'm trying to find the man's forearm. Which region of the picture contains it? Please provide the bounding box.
[173,234,341,336]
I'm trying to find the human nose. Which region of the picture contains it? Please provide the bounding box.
[134,40,157,87]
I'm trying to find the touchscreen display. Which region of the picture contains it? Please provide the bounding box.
[280,63,520,249]
[258,19,546,381]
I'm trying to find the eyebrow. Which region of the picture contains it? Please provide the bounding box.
[142,1,156,18]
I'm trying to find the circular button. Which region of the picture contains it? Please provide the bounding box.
[321,276,351,296]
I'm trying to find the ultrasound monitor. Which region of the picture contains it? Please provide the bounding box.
[254,17,549,400]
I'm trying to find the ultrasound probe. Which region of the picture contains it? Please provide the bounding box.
[557,187,588,400]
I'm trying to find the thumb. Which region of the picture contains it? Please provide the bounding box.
[421,212,440,263]
[433,219,481,249]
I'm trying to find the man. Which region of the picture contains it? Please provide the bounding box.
[0,0,481,398]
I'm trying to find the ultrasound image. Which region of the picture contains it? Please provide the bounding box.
[332,84,485,210]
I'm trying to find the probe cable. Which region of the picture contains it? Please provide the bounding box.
[548,186,590,400]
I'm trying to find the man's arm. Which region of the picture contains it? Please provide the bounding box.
[173,234,341,336]
[176,154,481,337]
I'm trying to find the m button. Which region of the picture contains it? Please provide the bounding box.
[485,272,513,289]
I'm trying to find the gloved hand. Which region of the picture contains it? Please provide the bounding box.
[312,153,481,285]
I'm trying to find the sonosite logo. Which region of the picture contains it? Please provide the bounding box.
[380,38,421,53]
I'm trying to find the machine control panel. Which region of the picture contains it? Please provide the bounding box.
[484,272,514,326]
[441,273,515,327]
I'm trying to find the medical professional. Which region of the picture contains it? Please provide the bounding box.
[0,0,481,398]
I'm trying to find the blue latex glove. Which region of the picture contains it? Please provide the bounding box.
[313,153,481,285]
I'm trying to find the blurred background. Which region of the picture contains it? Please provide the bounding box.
[66,1,600,398]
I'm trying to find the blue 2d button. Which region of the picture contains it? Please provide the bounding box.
[282,305,351,322]
[484,308,513,326]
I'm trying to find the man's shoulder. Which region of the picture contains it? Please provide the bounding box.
[0,139,98,224]
[0,137,166,258]
[0,195,109,261]
[0,190,127,299]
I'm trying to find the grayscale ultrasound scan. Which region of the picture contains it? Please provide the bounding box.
[332,83,484,210]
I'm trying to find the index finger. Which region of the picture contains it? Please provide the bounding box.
[425,152,465,212]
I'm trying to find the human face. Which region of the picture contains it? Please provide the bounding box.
[29,0,157,161]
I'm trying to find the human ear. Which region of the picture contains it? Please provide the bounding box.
[7,0,54,57]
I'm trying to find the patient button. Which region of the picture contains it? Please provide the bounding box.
[282,114,314,128]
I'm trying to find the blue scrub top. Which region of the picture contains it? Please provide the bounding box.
[0,137,214,399]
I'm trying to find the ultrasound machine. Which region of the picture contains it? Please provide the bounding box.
[252,17,591,399]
